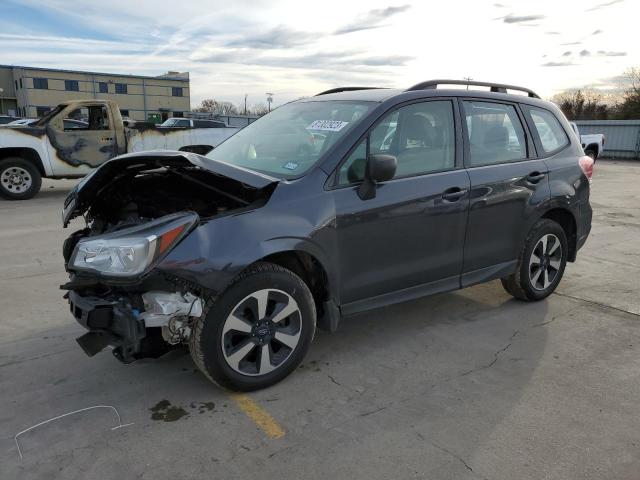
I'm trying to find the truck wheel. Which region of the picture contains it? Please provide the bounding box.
[0,157,42,200]
[501,219,568,301]
[585,149,597,161]
[190,262,316,391]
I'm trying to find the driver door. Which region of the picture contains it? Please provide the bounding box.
[331,99,470,312]
[47,104,119,170]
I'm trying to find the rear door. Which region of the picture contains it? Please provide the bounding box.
[460,99,550,286]
[331,99,470,309]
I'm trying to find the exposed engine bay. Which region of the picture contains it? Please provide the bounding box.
[61,153,278,363]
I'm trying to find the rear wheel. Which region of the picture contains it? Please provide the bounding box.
[585,149,597,161]
[190,262,316,391]
[501,219,568,301]
[0,157,42,200]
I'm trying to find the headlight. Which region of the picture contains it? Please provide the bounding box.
[69,212,197,277]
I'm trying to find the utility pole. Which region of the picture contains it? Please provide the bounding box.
[266,92,274,112]
[244,94,248,115]
[0,88,4,115]
[463,76,473,90]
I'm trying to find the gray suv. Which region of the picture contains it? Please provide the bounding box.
[62,80,593,390]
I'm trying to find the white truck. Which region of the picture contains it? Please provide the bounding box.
[570,122,605,161]
[0,100,239,199]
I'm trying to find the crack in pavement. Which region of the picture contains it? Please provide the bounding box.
[460,331,519,377]
[430,441,489,480]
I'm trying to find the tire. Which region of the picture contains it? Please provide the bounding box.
[501,219,568,301]
[585,149,597,162]
[190,262,316,391]
[0,157,42,200]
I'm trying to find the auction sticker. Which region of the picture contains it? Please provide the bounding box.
[306,120,349,132]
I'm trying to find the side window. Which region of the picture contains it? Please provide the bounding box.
[463,101,527,166]
[338,101,456,185]
[63,106,109,131]
[527,107,569,154]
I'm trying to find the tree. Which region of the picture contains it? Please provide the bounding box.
[617,67,640,119]
[551,89,611,120]
[193,99,239,115]
[249,103,270,116]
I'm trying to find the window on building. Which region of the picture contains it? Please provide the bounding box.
[36,106,51,117]
[120,109,130,117]
[19,78,23,89]
[172,87,184,97]
[99,82,108,94]
[173,111,184,117]
[115,83,128,94]
[33,78,49,89]
[463,101,527,166]
[65,80,80,92]
[15,80,18,90]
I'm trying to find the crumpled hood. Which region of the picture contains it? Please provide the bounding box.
[62,150,279,227]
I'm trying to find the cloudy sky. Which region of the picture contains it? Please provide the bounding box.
[0,0,636,108]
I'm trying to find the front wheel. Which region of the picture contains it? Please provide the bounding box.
[0,157,42,200]
[190,262,316,391]
[501,219,568,301]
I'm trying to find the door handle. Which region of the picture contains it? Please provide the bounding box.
[441,187,467,202]
[526,171,547,183]
[100,137,113,142]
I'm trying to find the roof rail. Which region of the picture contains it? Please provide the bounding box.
[315,87,383,96]
[406,79,540,99]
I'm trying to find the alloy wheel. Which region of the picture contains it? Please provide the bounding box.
[528,233,562,291]
[221,289,302,376]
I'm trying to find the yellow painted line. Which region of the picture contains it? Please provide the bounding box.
[230,393,286,439]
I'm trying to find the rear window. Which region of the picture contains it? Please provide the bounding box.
[526,107,569,154]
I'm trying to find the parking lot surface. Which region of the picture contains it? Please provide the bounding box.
[1,161,639,480]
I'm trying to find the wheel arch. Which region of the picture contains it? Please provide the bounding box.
[584,142,599,156]
[0,147,46,176]
[540,207,578,261]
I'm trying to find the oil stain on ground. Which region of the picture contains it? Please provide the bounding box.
[150,399,189,422]
[150,400,216,421]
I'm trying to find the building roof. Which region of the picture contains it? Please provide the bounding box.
[0,64,189,82]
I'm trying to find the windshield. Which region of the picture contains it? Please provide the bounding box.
[205,100,374,179]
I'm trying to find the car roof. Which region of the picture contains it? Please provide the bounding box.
[304,80,553,109]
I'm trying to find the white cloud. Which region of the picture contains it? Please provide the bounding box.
[1,0,638,107]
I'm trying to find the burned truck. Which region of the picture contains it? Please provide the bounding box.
[0,100,239,199]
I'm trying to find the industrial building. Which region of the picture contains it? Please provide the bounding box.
[0,65,190,122]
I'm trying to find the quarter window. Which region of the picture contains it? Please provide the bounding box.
[527,107,569,154]
[463,101,527,166]
[339,101,456,185]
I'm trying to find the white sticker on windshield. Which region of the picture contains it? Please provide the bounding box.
[306,120,349,132]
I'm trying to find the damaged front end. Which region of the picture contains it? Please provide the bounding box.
[61,151,278,363]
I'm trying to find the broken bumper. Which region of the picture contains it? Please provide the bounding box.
[68,290,148,363]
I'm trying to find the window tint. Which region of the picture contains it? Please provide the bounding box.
[33,78,48,89]
[463,101,526,166]
[528,107,569,154]
[65,80,79,92]
[339,100,455,185]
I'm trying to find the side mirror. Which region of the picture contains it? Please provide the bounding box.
[357,154,397,200]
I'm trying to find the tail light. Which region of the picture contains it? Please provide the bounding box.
[579,155,594,183]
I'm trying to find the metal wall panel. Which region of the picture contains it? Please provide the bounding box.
[574,120,640,159]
